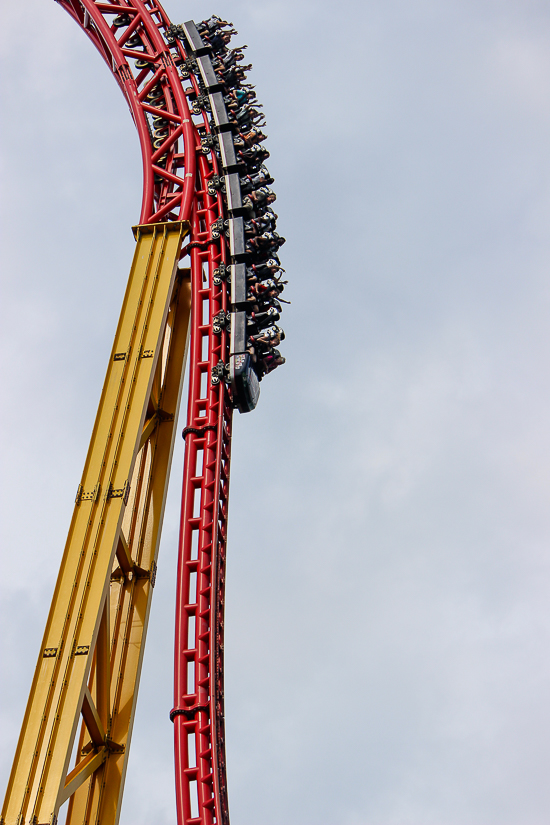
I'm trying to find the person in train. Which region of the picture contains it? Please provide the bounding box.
[222,47,248,68]
[242,186,276,212]
[244,213,277,237]
[243,207,277,233]
[250,203,278,224]
[208,29,234,52]
[246,237,273,257]
[233,128,266,150]
[197,15,233,35]
[225,88,257,108]
[212,49,246,74]
[237,140,269,161]
[247,229,285,252]
[246,230,284,255]
[244,128,268,147]
[247,277,286,301]
[231,106,266,131]
[219,66,252,88]
[238,151,271,176]
[246,259,284,282]
[249,296,283,318]
[248,209,279,234]
[248,288,281,309]
[246,306,280,332]
[246,300,283,328]
[240,166,274,194]
[248,281,284,306]
[249,325,285,348]
[243,219,261,237]
[226,95,262,117]
[256,348,286,379]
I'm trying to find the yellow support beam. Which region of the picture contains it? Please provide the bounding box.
[1,223,191,825]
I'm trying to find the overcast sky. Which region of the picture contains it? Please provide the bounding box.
[3,1,550,823]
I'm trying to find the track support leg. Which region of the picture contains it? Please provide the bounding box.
[2,222,190,825]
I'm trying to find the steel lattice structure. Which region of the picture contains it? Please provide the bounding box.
[1,3,282,824]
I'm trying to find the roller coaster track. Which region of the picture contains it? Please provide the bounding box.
[1,3,258,824]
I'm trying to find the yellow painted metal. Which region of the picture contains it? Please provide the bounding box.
[67,263,192,825]
[1,223,191,825]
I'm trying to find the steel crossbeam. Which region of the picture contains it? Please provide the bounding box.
[1,222,190,825]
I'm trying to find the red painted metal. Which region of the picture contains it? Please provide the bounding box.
[57,0,197,224]
[57,3,235,823]
[172,153,233,825]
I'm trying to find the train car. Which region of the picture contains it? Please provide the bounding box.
[229,308,260,413]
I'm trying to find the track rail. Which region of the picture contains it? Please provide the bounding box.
[172,145,233,825]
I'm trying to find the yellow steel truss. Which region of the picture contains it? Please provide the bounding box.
[1,221,191,825]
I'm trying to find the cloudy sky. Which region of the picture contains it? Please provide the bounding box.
[3,1,550,823]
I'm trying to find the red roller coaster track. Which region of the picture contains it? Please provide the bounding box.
[55,2,239,823]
